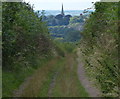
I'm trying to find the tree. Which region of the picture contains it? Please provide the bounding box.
[2,2,53,70]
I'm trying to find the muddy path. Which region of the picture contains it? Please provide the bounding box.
[77,48,101,97]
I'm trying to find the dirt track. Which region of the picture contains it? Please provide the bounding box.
[77,48,101,97]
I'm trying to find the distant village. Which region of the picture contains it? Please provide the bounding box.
[42,4,87,26]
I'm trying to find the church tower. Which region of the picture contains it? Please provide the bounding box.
[61,4,65,16]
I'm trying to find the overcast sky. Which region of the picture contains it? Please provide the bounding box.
[24,0,100,10]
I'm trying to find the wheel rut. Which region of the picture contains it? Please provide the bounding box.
[48,71,59,97]
[77,48,101,97]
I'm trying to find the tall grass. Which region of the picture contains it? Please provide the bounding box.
[79,2,119,97]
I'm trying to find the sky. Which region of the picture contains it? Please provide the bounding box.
[24,0,101,10]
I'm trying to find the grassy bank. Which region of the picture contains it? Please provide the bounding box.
[79,2,119,97]
[2,56,53,97]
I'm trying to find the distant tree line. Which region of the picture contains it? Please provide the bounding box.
[40,10,88,26]
[49,26,81,42]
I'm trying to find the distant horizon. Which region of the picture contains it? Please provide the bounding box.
[34,8,94,11]
[36,10,93,16]
[24,0,100,11]
[36,9,94,11]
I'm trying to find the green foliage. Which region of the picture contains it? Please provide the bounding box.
[2,2,63,97]
[65,30,81,42]
[42,13,87,26]
[69,16,84,24]
[2,67,35,96]
[44,13,90,26]
[2,2,53,70]
[49,26,81,42]
[54,41,77,54]
[2,55,52,97]
[80,2,119,97]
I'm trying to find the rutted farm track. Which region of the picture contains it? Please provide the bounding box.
[14,53,100,97]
